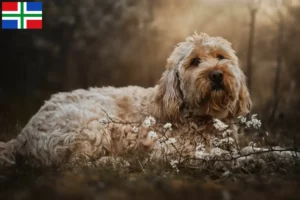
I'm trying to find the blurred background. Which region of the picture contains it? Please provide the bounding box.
[0,0,300,143]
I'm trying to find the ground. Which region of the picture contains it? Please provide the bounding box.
[0,161,300,200]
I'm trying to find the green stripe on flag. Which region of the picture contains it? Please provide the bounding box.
[21,2,23,29]
[2,14,42,17]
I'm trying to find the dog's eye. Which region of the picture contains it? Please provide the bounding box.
[191,58,201,66]
[217,55,225,60]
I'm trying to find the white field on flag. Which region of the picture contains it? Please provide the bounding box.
[1,17,21,29]
[1,2,21,14]
[23,17,42,29]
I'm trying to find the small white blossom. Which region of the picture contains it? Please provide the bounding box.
[246,121,252,128]
[143,119,151,128]
[143,119,151,127]
[165,138,177,144]
[170,159,179,172]
[238,116,247,123]
[266,132,269,136]
[143,116,156,128]
[211,147,223,156]
[170,159,178,168]
[147,116,155,123]
[248,141,257,147]
[239,114,262,129]
[222,129,232,137]
[163,122,172,130]
[251,114,257,118]
[212,137,235,147]
[213,119,228,131]
[132,126,139,133]
[195,151,210,160]
[196,143,205,151]
[250,114,261,128]
[148,131,158,139]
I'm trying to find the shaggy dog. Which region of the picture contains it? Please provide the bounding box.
[0,33,251,168]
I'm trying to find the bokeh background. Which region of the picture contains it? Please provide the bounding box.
[1,0,300,142]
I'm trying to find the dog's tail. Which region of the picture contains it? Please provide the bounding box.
[0,136,24,168]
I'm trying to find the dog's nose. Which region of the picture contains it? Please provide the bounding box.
[209,70,223,83]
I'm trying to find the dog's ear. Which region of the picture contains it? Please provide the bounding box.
[155,39,193,120]
[156,63,183,120]
[233,77,252,117]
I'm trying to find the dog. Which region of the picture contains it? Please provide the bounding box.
[0,33,251,168]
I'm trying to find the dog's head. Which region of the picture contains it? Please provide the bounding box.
[156,32,251,120]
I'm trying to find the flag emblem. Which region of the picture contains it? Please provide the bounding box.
[2,2,42,29]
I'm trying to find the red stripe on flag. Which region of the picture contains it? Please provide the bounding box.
[26,20,42,29]
[2,2,18,11]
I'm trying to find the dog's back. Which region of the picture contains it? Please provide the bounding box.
[0,85,157,167]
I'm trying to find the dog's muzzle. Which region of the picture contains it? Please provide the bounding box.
[209,70,224,90]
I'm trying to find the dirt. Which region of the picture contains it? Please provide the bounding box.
[0,163,300,200]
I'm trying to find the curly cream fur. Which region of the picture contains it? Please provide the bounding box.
[0,33,251,168]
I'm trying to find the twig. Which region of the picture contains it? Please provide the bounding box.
[138,160,146,173]
[185,148,300,163]
[160,129,184,163]
[101,108,142,125]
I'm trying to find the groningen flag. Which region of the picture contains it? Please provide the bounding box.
[2,2,42,29]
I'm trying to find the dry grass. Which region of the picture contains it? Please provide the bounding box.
[0,162,300,200]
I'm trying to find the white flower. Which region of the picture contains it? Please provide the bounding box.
[163,123,172,130]
[195,151,210,160]
[196,143,205,151]
[149,116,156,123]
[213,119,228,131]
[211,147,223,156]
[252,119,261,129]
[143,116,156,128]
[132,126,139,133]
[238,116,247,123]
[248,141,257,147]
[170,159,178,168]
[148,131,158,139]
[246,121,252,128]
[165,138,177,144]
[212,137,235,147]
[170,159,179,172]
[251,114,257,118]
[239,114,262,129]
[143,119,151,128]
[222,129,232,137]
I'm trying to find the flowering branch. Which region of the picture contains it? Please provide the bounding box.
[98,111,300,173]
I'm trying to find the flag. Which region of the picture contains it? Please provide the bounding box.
[2,2,42,29]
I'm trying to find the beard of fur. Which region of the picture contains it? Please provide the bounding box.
[196,68,238,115]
